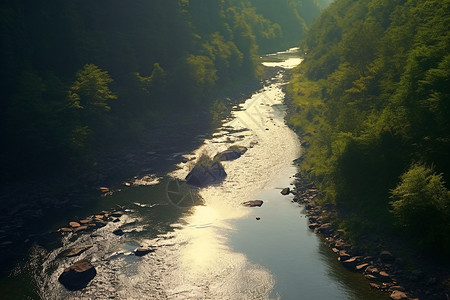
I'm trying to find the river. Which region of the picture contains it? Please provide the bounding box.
[24,48,388,299]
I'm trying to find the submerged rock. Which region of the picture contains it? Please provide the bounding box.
[242,200,263,207]
[58,259,96,291]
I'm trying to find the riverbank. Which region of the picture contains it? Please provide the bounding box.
[289,171,450,300]
[281,62,450,299]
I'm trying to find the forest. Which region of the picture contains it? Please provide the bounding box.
[288,0,450,255]
[0,0,324,180]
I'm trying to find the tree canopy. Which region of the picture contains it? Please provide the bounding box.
[0,0,323,178]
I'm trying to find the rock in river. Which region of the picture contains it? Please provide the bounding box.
[66,246,92,258]
[242,200,263,207]
[185,161,227,187]
[213,146,247,161]
[113,229,124,236]
[69,222,81,228]
[58,259,96,291]
[280,187,290,195]
[214,150,241,161]
[135,247,155,256]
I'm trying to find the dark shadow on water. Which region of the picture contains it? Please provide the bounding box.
[0,176,203,299]
[317,240,391,300]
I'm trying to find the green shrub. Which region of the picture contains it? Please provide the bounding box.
[390,163,450,252]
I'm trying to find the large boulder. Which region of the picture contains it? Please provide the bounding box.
[186,161,227,187]
[58,259,96,291]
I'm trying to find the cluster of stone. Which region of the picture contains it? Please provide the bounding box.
[284,173,447,300]
[57,210,124,233]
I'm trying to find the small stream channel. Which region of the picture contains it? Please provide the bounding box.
[19,48,388,299]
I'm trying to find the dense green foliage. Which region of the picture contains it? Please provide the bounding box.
[248,0,321,52]
[390,164,450,252]
[0,0,323,178]
[288,0,450,253]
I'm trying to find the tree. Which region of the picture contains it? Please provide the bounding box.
[185,55,218,97]
[390,164,450,251]
[68,64,116,135]
[68,64,116,114]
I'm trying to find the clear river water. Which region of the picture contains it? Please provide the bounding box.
[26,48,389,299]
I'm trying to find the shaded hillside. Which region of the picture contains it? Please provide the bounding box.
[0,0,322,180]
